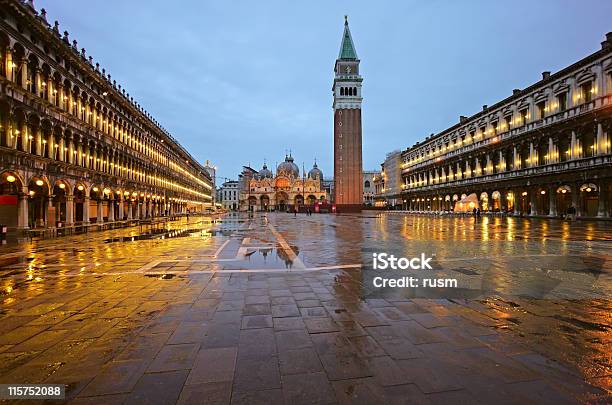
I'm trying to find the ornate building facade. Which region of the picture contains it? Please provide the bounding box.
[399,33,612,218]
[239,155,327,212]
[0,1,213,232]
[333,17,363,211]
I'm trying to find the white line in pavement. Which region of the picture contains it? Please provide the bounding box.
[143,263,361,274]
[267,223,305,270]
[213,240,230,258]
[0,263,362,279]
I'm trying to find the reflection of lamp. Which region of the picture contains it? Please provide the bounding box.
[6,175,15,183]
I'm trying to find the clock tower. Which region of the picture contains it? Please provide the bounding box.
[333,16,363,212]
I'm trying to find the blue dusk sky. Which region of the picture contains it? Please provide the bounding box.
[38,0,612,182]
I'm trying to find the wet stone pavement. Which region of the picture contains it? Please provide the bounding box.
[0,212,610,404]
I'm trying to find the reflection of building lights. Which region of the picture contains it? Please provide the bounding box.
[29,190,35,196]
[586,187,592,192]
[522,192,528,196]
[35,179,44,186]
[92,187,99,192]
[540,190,546,195]
[78,185,84,191]
[59,183,65,189]
[6,175,15,183]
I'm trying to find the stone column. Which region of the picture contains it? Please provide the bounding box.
[21,122,28,153]
[528,143,535,168]
[597,180,607,217]
[596,123,604,156]
[500,191,507,212]
[118,197,124,221]
[83,197,90,224]
[17,193,29,230]
[96,200,104,223]
[572,183,581,217]
[513,191,520,215]
[127,201,133,220]
[529,189,537,216]
[45,197,57,228]
[20,59,28,89]
[548,186,557,217]
[108,200,115,222]
[66,195,75,225]
[135,203,141,219]
[35,127,42,156]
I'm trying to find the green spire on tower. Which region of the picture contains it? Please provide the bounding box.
[338,15,358,60]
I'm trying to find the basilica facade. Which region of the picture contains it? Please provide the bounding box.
[239,155,328,212]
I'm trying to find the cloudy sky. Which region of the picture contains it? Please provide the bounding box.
[38,0,612,182]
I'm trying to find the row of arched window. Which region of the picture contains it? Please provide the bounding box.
[0,40,210,192]
[407,126,605,188]
[340,87,357,96]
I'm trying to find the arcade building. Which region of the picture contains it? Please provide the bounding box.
[399,32,612,218]
[0,1,214,233]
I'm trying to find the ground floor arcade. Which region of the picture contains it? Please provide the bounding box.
[0,169,204,233]
[400,177,611,219]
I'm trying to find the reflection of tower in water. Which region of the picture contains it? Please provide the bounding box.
[276,245,299,269]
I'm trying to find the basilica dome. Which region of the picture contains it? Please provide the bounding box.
[258,163,273,179]
[277,154,299,178]
[308,161,323,180]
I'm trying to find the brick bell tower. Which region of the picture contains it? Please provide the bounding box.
[333,16,363,212]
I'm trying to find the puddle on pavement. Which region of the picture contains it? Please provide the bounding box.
[222,246,304,270]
